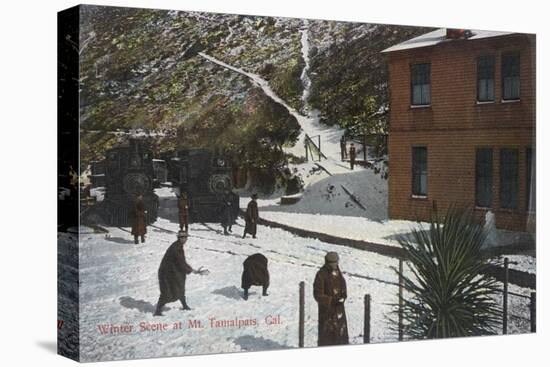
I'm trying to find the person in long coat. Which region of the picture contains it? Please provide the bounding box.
[242,194,259,239]
[154,231,208,316]
[178,191,189,232]
[241,253,269,300]
[349,143,356,170]
[313,252,349,346]
[220,189,235,235]
[131,194,147,244]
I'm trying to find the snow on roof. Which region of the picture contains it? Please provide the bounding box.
[382,28,514,53]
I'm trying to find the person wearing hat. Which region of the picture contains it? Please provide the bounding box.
[154,231,208,316]
[242,194,259,239]
[220,188,235,235]
[313,251,349,346]
[340,135,347,161]
[131,193,147,244]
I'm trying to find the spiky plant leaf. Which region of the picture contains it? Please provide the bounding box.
[392,205,501,339]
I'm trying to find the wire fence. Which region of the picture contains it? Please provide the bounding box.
[298,256,536,345]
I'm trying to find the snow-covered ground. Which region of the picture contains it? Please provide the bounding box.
[259,212,420,247]
[263,168,388,220]
[77,214,533,361]
[78,218,402,361]
[235,165,409,247]
[81,167,534,362]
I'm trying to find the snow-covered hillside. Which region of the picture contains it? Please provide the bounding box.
[199,50,345,162]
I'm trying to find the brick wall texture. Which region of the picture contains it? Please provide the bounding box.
[386,33,535,232]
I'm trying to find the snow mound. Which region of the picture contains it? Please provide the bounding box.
[263,168,388,221]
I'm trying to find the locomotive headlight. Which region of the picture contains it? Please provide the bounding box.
[123,173,152,195]
[216,158,226,167]
[208,174,231,194]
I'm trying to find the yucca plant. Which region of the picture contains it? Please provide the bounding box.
[394,205,501,339]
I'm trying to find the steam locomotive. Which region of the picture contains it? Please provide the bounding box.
[167,149,239,222]
[91,138,159,227]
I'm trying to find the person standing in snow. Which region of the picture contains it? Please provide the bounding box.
[154,231,208,316]
[340,136,347,161]
[220,189,235,235]
[313,252,349,346]
[177,191,189,233]
[242,193,259,239]
[131,193,147,244]
[349,143,356,170]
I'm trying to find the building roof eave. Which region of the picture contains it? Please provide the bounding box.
[381,28,516,54]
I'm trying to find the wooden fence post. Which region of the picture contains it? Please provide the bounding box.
[299,281,305,347]
[364,294,371,343]
[398,259,404,341]
[530,292,536,333]
[503,257,509,335]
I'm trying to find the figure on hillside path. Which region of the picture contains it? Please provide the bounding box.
[178,191,189,233]
[349,143,356,170]
[340,136,347,161]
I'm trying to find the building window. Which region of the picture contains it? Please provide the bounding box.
[526,148,536,212]
[500,148,518,209]
[411,63,431,105]
[502,53,520,100]
[412,147,428,196]
[477,56,495,102]
[475,148,493,208]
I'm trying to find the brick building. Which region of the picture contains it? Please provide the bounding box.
[382,28,535,232]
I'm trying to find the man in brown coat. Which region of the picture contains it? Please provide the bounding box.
[178,191,189,232]
[154,231,208,316]
[131,194,147,244]
[241,253,269,300]
[313,252,349,346]
[242,194,259,239]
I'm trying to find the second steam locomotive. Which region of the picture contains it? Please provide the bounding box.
[167,149,239,222]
